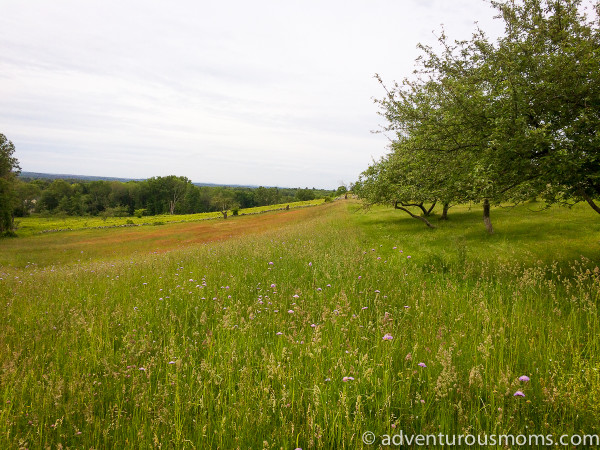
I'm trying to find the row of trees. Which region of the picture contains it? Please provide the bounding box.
[14,176,335,218]
[355,0,599,232]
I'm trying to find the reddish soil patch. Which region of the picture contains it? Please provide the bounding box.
[58,204,335,258]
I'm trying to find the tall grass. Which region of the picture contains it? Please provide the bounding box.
[1,201,599,448]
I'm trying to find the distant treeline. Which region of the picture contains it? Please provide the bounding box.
[14,175,341,217]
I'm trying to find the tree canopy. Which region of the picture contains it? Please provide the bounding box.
[357,0,600,231]
[0,133,21,234]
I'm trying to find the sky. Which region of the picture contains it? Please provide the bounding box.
[0,0,507,189]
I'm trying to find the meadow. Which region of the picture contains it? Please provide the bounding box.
[1,200,599,448]
[12,199,325,237]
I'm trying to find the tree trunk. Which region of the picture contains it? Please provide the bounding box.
[483,198,493,234]
[579,189,600,215]
[425,200,437,216]
[440,202,450,220]
[395,202,436,228]
[221,210,228,219]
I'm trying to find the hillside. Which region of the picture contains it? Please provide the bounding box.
[1,200,599,448]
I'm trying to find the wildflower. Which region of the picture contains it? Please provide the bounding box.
[342,376,354,382]
[139,367,146,371]
[311,324,316,328]
[317,287,322,292]
[362,306,368,310]
[168,361,176,365]
[293,294,299,298]
[270,283,276,288]
[308,262,312,267]
[513,391,525,397]
[519,375,530,382]
[326,284,331,287]
[358,276,362,279]
[374,290,380,293]
[418,362,427,368]
[268,262,274,265]
[393,246,397,249]
[382,333,393,340]
[407,255,411,259]
[288,310,294,314]
[276,332,283,335]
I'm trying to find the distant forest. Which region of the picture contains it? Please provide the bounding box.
[15,174,341,218]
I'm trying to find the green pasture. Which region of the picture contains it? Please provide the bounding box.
[0,200,599,448]
[12,199,324,237]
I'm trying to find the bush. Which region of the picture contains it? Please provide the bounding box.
[232,207,239,216]
[134,208,147,218]
[324,196,333,203]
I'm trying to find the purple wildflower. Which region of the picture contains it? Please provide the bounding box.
[514,391,525,397]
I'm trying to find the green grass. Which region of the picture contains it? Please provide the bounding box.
[0,200,599,448]
[12,199,324,237]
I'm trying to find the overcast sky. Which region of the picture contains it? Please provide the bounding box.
[1,0,506,189]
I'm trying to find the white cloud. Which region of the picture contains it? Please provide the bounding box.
[0,0,505,188]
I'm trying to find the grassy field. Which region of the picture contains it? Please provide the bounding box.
[12,199,325,237]
[1,200,599,448]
